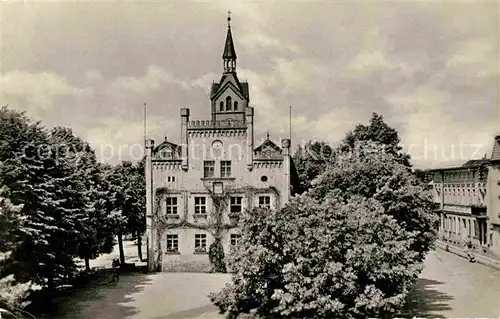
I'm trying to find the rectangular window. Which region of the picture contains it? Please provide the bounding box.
[166,197,178,215]
[221,161,231,177]
[230,234,241,246]
[166,234,178,252]
[195,197,207,215]
[258,196,271,209]
[195,234,207,251]
[204,161,215,178]
[230,196,242,213]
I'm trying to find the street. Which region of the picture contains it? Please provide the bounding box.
[48,248,500,319]
[403,249,500,318]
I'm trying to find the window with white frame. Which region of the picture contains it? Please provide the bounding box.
[221,161,231,177]
[230,234,241,246]
[166,197,178,215]
[195,197,207,215]
[230,196,242,213]
[204,161,215,178]
[195,234,207,252]
[166,234,178,252]
[258,195,271,209]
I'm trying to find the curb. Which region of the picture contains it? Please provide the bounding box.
[435,240,500,271]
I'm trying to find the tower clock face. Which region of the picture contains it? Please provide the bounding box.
[212,140,223,150]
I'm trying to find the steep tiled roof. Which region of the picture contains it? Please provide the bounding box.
[492,135,500,162]
[210,74,249,100]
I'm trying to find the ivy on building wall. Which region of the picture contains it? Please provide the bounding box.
[151,185,281,272]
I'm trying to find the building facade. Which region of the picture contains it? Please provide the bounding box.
[144,17,297,272]
[429,134,500,260]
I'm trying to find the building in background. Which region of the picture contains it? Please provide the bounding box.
[429,134,500,260]
[487,135,500,257]
[144,16,298,272]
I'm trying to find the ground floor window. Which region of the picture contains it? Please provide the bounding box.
[195,234,207,252]
[166,234,179,252]
[230,234,241,246]
[258,195,271,209]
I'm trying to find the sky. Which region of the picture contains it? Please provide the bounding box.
[1,0,499,168]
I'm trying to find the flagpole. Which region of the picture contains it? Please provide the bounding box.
[289,105,292,148]
[144,102,147,147]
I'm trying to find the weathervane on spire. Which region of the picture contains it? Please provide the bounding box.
[222,10,236,73]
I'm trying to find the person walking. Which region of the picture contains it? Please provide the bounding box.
[465,239,475,263]
[111,258,121,282]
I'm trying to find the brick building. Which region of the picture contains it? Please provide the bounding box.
[429,134,500,260]
[144,17,298,272]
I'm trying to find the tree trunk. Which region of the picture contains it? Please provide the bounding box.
[47,270,55,294]
[137,230,143,262]
[84,257,90,272]
[117,232,125,265]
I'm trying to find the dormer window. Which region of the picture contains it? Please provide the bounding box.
[234,101,238,111]
[220,101,224,112]
[226,96,232,111]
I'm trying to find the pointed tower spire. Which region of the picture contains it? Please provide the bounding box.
[223,11,237,73]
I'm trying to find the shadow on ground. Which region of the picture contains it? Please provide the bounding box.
[400,278,453,318]
[36,272,154,319]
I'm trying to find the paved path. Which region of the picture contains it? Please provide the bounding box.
[49,249,500,319]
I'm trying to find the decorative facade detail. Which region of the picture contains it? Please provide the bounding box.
[188,129,247,139]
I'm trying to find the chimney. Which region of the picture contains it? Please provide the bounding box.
[246,107,254,170]
[181,108,190,170]
[281,138,291,206]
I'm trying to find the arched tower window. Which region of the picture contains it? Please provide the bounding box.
[226,96,232,111]
[234,101,238,111]
[219,101,224,112]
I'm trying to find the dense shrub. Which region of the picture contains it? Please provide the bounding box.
[209,239,227,273]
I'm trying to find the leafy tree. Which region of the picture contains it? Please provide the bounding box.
[0,106,70,291]
[292,140,334,193]
[342,113,411,167]
[311,141,437,262]
[0,187,32,309]
[210,139,437,318]
[48,127,116,272]
[210,192,424,318]
[108,161,145,264]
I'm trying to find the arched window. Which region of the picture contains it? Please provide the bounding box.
[234,101,238,111]
[226,96,232,111]
[219,101,224,112]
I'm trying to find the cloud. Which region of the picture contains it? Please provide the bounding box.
[239,33,300,53]
[83,114,175,164]
[2,2,498,168]
[388,84,496,168]
[0,71,90,114]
